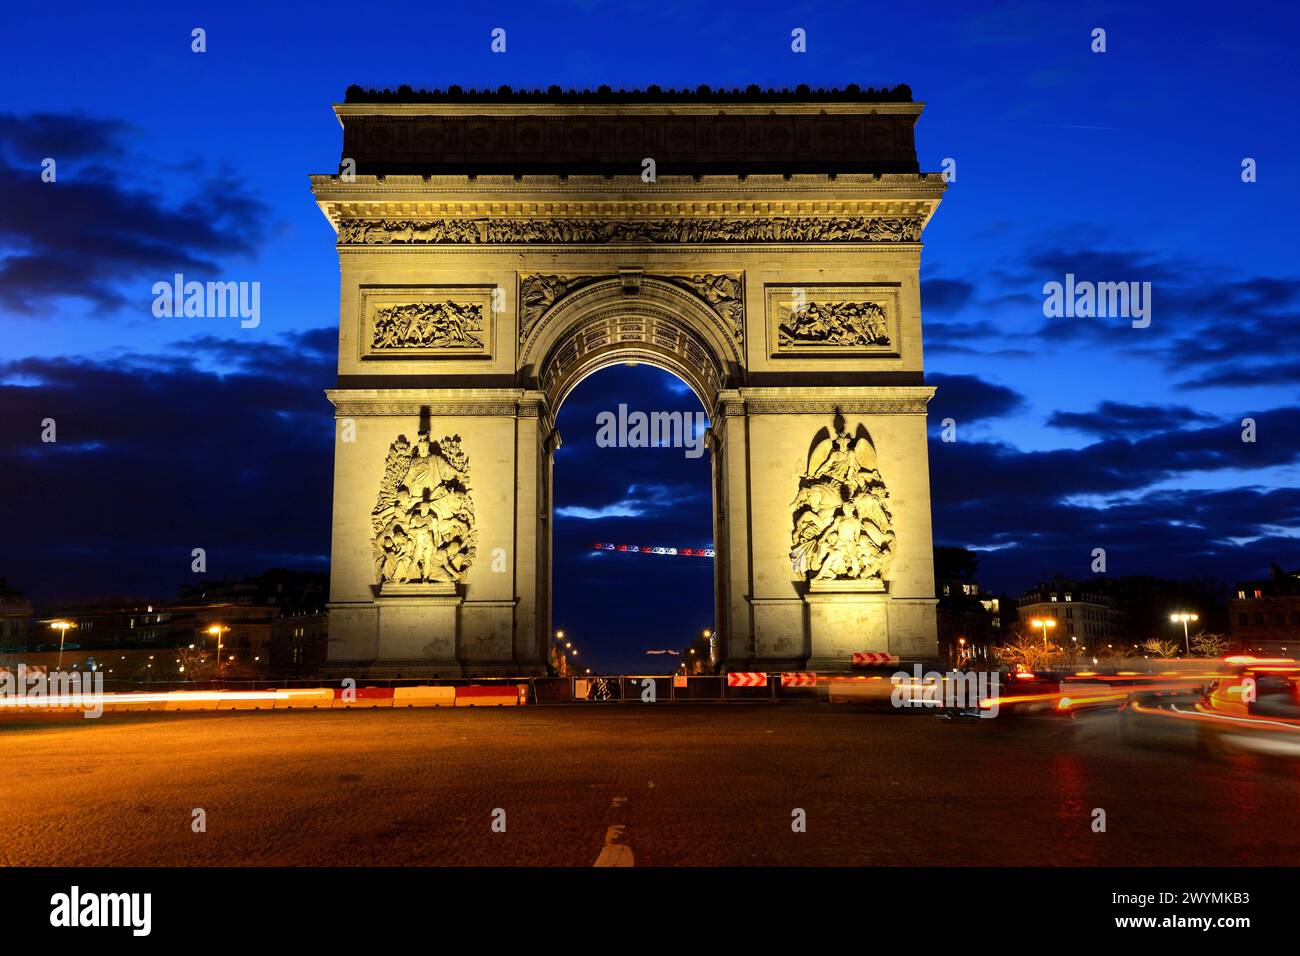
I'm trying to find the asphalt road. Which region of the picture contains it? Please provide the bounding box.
[2,704,1297,866]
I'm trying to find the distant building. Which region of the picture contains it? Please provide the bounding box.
[0,580,32,648]
[1018,579,1124,650]
[18,569,329,676]
[1229,565,1300,657]
[936,576,1001,665]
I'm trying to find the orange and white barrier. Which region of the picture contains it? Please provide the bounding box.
[394,686,456,707]
[726,672,767,688]
[454,684,521,707]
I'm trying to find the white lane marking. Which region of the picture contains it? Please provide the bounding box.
[594,824,634,867]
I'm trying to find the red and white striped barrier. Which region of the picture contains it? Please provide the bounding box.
[852,653,900,667]
[726,672,768,688]
[780,672,817,687]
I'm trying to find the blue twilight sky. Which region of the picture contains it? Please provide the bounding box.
[1,0,1298,671]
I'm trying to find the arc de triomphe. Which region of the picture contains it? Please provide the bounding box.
[313,86,944,676]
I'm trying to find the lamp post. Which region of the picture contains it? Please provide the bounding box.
[1170,612,1198,655]
[207,624,228,677]
[49,620,75,670]
[1030,617,1057,647]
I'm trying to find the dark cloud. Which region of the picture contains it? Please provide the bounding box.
[0,112,271,315]
[930,409,1300,593]
[921,277,976,313]
[0,330,336,602]
[0,112,130,161]
[927,373,1025,423]
[1046,401,1217,438]
[992,240,1300,386]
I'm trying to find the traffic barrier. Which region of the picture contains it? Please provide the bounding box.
[216,692,274,711]
[393,685,456,708]
[454,684,520,707]
[726,672,768,688]
[826,676,893,702]
[332,687,394,709]
[781,672,817,687]
[165,690,218,711]
[852,652,900,667]
[273,688,334,709]
[105,695,168,712]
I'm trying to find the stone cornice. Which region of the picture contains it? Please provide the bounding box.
[311,176,945,233]
[326,387,544,419]
[729,385,936,415]
[335,101,924,118]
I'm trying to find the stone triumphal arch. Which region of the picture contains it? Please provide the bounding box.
[313,86,944,675]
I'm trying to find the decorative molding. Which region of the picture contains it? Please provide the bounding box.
[518,274,600,344]
[765,284,901,358]
[743,399,930,415]
[338,216,923,246]
[662,274,744,341]
[519,272,744,346]
[359,286,495,360]
[332,400,522,417]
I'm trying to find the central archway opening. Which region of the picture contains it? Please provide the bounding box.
[550,363,715,675]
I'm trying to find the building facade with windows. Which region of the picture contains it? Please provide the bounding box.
[1017,580,1124,648]
[1228,566,1300,656]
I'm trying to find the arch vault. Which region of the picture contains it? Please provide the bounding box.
[314,86,945,675]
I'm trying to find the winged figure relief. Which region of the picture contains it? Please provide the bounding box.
[790,423,894,583]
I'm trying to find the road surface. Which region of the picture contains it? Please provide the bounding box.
[1,704,1296,866]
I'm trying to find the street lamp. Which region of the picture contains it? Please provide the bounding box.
[207,624,229,676]
[49,620,75,670]
[1170,612,1198,655]
[1030,617,1057,646]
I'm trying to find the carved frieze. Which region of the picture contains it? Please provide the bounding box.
[519,272,744,345]
[663,274,744,340]
[360,286,495,359]
[766,284,901,358]
[518,274,600,343]
[338,216,922,246]
[790,420,895,586]
[373,302,484,350]
[372,431,477,586]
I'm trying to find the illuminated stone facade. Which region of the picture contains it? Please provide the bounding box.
[314,89,944,674]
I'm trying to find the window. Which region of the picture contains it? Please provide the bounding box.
[1065,593,1072,602]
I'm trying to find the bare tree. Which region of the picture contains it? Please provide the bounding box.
[1140,637,1183,659]
[1190,631,1229,658]
[993,628,1061,672]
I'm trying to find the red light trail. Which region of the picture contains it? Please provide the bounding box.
[591,542,715,558]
